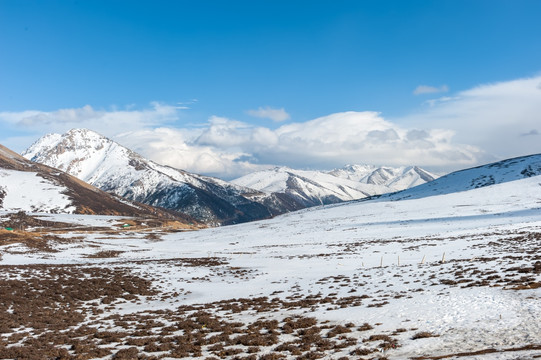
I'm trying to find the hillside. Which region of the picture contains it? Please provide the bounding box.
[384,153,541,200]
[0,143,191,220]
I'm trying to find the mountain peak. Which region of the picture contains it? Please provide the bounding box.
[23,128,122,181]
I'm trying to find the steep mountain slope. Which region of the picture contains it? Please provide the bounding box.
[23,129,277,225]
[0,143,186,219]
[233,167,390,207]
[383,153,541,200]
[328,164,438,191]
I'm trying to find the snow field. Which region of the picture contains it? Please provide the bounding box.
[1,174,540,358]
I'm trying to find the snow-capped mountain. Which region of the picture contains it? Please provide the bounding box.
[328,164,438,191]
[233,167,391,207]
[384,153,541,201]
[23,129,278,225]
[22,129,441,224]
[232,165,438,207]
[0,143,184,218]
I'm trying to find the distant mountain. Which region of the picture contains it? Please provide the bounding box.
[383,153,541,200]
[0,143,187,220]
[232,165,438,207]
[233,167,389,207]
[23,129,282,225]
[328,164,438,191]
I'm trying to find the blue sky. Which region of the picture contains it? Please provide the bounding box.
[1,1,541,178]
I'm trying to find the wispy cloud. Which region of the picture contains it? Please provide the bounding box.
[520,129,539,137]
[246,106,290,122]
[176,99,198,109]
[413,84,449,95]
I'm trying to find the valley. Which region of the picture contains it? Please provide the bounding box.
[1,159,540,359]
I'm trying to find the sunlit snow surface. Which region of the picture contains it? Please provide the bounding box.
[1,175,541,358]
[0,169,75,213]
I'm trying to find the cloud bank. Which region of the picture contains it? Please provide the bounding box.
[112,111,481,179]
[1,75,540,179]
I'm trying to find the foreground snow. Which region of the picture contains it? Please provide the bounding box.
[1,175,540,359]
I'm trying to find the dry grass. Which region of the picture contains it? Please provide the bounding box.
[1,224,540,359]
[0,261,389,359]
[412,331,440,340]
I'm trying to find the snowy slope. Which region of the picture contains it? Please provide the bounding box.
[0,143,73,214]
[2,156,540,359]
[384,153,541,200]
[23,129,277,225]
[0,168,76,213]
[0,144,183,217]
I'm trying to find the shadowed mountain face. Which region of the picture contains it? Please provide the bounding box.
[0,143,193,222]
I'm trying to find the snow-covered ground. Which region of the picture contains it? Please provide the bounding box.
[1,174,540,359]
[0,169,76,213]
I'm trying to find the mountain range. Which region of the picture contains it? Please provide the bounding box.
[232,165,437,207]
[327,164,437,189]
[21,129,439,225]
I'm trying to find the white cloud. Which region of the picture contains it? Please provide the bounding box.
[255,112,480,169]
[114,128,269,179]
[246,106,290,122]
[112,111,482,178]
[414,84,449,95]
[0,102,179,140]
[402,75,541,161]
